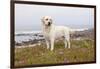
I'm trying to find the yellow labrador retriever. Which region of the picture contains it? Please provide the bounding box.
[41,16,87,51]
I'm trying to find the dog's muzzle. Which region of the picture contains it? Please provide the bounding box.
[48,22,51,26]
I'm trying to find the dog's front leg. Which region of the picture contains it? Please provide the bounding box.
[67,40,70,48]
[50,37,55,51]
[64,39,67,48]
[46,40,50,49]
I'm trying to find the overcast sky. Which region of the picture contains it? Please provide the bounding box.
[15,4,94,32]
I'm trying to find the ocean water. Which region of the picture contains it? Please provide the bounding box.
[15,28,89,43]
[15,30,44,43]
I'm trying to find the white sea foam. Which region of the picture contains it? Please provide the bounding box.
[15,30,44,43]
[15,30,42,35]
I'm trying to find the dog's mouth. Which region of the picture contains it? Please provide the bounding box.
[44,22,51,26]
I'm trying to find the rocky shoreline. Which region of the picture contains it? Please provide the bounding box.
[15,28,94,47]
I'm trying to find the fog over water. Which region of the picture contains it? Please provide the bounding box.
[15,4,94,32]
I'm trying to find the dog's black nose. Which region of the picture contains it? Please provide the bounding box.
[48,22,51,25]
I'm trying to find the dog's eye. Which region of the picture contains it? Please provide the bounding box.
[45,19,48,21]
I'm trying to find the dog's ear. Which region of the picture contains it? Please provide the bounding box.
[41,16,44,23]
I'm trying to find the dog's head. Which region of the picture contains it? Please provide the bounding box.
[41,16,52,26]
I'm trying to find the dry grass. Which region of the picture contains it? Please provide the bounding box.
[14,39,95,67]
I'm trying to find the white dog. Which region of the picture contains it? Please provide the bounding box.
[41,16,87,51]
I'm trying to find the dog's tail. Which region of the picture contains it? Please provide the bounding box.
[70,28,88,33]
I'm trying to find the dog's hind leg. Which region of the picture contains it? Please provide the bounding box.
[64,35,70,48]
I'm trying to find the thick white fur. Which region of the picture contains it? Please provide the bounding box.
[41,16,87,51]
[41,16,71,51]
